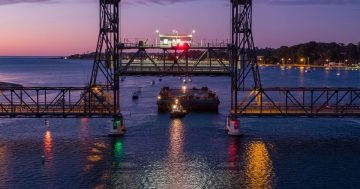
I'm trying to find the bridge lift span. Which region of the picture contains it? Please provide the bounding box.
[0,0,360,136]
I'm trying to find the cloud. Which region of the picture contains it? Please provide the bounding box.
[263,0,360,5]
[122,0,198,6]
[0,0,208,6]
[0,0,52,5]
[2,0,359,7]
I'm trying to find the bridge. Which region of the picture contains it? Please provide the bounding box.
[1,0,359,135]
[118,44,231,76]
[0,86,114,118]
[235,88,360,117]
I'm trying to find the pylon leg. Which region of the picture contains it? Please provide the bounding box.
[109,114,126,136]
[225,115,243,136]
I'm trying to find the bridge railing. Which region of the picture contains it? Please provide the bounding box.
[235,87,360,117]
[0,87,116,117]
[119,64,231,75]
[118,45,232,76]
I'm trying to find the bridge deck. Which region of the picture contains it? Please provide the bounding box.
[0,87,116,118]
[1,86,360,118]
[233,106,360,117]
[233,87,360,117]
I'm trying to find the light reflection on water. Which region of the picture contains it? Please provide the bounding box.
[1,58,360,188]
[43,130,54,173]
[245,141,275,189]
[0,143,9,186]
[167,118,186,188]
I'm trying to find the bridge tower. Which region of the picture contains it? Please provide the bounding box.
[227,0,262,135]
[90,0,124,135]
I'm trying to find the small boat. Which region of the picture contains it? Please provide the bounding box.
[132,90,140,100]
[336,72,341,76]
[150,80,155,85]
[44,119,50,128]
[170,100,187,119]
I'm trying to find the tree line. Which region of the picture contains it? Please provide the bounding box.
[67,42,360,66]
[257,42,360,65]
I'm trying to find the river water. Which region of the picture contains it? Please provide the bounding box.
[0,57,360,188]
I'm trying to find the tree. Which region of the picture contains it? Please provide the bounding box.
[345,43,358,64]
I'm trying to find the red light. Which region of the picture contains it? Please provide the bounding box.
[176,42,189,50]
[231,120,239,129]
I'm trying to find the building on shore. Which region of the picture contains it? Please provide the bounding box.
[324,62,346,68]
[158,30,193,47]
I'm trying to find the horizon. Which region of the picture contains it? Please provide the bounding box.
[1,0,360,56]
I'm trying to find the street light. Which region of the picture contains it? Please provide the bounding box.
[155,29,160,45]
[300,58,305,64]
[191,29,196,45]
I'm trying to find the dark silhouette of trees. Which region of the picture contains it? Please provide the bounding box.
[256,42,360,65]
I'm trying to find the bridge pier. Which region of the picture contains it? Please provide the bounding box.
[225,115,243,136]
[109,115,126,136]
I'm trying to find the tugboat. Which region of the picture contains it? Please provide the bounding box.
[170,99,187,119]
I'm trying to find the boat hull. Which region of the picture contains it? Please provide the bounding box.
[170,112,187,119]
[158,99,219,112]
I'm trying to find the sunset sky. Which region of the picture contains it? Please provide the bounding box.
[0,0,359,56]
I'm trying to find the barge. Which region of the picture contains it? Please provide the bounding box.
[157,86,220,112]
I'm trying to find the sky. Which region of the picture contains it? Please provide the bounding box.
[0,0,359,56]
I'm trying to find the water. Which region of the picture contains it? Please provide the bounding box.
[0,57,360,188]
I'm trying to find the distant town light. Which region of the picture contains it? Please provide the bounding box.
[182,85,187,92]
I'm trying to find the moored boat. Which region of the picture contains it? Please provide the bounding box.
[170,99,187,118]
[157,86,220,112]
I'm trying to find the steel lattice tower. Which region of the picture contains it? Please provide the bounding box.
[230,0,262,115]
[90,0,121,116]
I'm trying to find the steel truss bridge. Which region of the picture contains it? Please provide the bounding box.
[118,45,231,76]
[1,0,360,124]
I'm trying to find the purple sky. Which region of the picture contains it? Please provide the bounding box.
[0,0,359,56]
